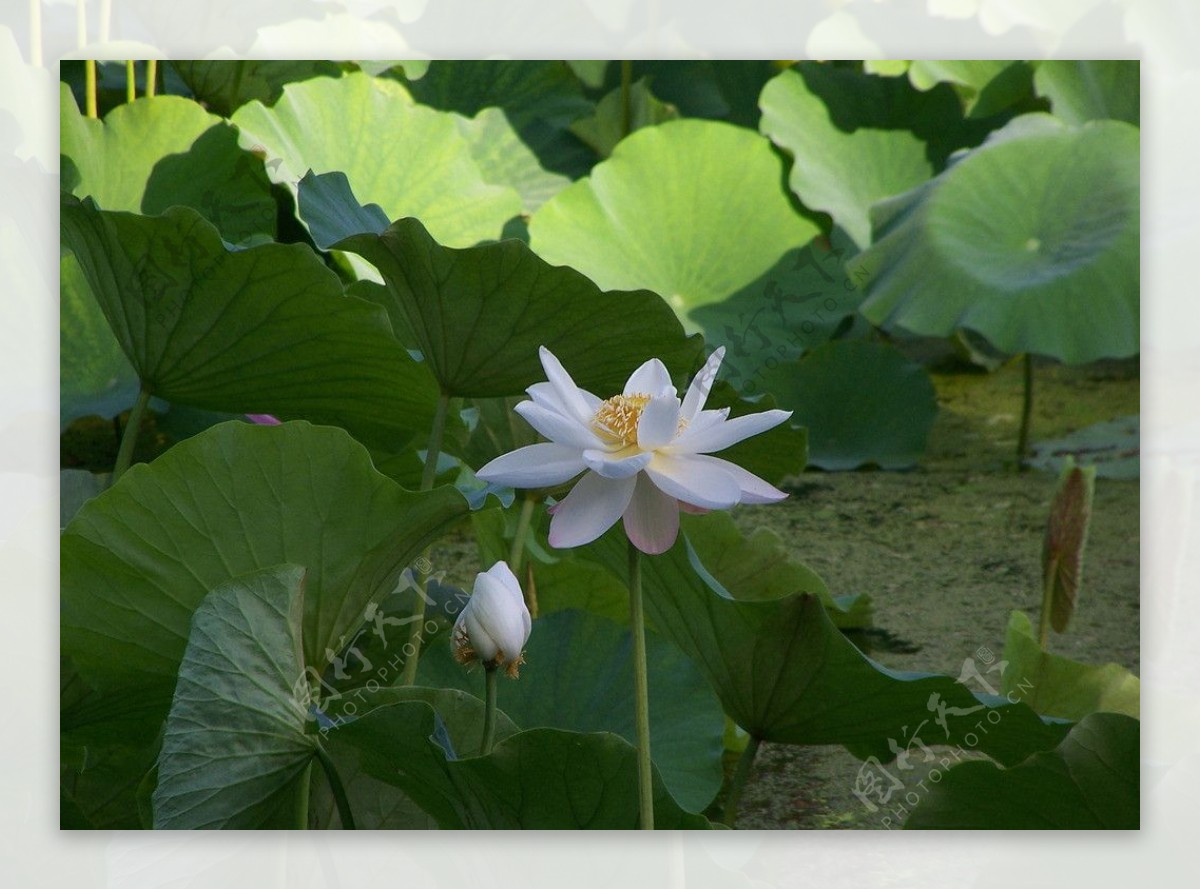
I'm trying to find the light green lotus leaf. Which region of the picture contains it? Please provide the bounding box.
[232,71,522,247]
[849,115,1139,364]
[60,84,275,244]
[529,119,820,320]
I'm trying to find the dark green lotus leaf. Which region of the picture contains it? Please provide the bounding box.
[679,511,872,628]
[60,248,137,428]
[299,170,703,398]
[60,85,275,244]
[759,340,938,470]
[232,72,521,248]
[1034,60,1139,126]
[391,59,595,180]
[312,686,520,829]
[905,712,1139,829]
[906,60,1036,119]
[601,61,779,129]
[579,521,1069,764]
[849,115,1139,364]
[61,420,466,711]
[529,119,820,320]
[171,60,343,116]
[415,608,726,813]
[568,78,679,158]
[1001,611,1139,722]
[688,229,868,377]
[330,699,711,829]
[395,59,592,132]
[61,734,158,829]
[61,197,442,446]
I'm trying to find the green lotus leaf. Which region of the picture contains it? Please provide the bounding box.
[152,565,519,829]
[311,686,520,829]
[679,511,871,628]
[529,119,820,321]
[1033,60,1139,126]
[60,85,275,244]
[391,59,595,180]
[568,78,679,158]
[688,229,868,375]
[60,248,137,428]
[906,60,1036,119]
[61,420,466,716]
[760,64,988,247]
[153,565,316,829]
[61,197,442,446]
[760,66,926,247]
[579,520,1070,764]
[849,115,1139,364]
[232,71,522,247]
[905,712,1138,829]
[171,60,342,116]
[758,340,938,470]
[330,700,711,829]
[1001,611,1139,721]
[299,170,703,398]
[415,608,726,813]
[602,61,779,129]
[455,106,573,213]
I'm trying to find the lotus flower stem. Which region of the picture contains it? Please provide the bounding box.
[84,60,98,118]
[420,391,451,490]
[400,391,452,686]
[1017,353,1034,469]
[112,388,150,483]
[628,539,654,829]
[314,743,356,829]
[481,665,499,756]
[722,735,761,827]
[146,60,158,98]
[125,61,135,103]
[508,494,535,571]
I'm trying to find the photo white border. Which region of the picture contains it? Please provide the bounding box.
[3,0,1196,885]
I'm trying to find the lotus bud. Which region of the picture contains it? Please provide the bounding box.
[452,561,531,678]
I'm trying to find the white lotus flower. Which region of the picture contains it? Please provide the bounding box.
[452,561,532,678]
[475,346,791,555]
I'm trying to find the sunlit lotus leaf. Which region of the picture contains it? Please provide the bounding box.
[232,72,521,247]
[530,119,820,320]
[60,85,275,244]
